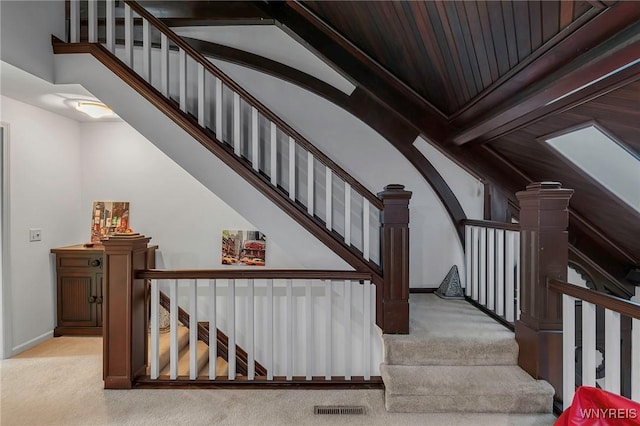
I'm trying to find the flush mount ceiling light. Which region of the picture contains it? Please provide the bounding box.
[75,101,115,119]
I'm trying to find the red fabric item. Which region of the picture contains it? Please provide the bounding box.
[555,386,640,426]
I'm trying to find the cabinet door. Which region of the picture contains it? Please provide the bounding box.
[95,272,104,328]
[57,269,98,327]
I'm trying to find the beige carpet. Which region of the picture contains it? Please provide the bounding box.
[0,335,556,425]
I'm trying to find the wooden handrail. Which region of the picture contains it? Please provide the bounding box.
[137,269,373,281]
[462,219,520,232]
[548,278,640,320]
[122,0,383,211]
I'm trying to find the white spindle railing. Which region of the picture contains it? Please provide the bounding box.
[549,279,640,408]
[146,272,378,382]
[464,221,521,325]
[67,0,383,267]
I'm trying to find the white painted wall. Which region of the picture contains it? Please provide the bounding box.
[208,59,483,287]
[0,1,65,83]
[0,95,85,355]
[79,121,303,269]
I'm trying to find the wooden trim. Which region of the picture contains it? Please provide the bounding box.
[134,375,384,389]
[548,278,640,320]
[137,269,372,281]
[462,219,520,232]
[464,297,514,331]
[122,1,382,210]
[568,245,634,298]
[52,39,383,284]
[409,288,436,294]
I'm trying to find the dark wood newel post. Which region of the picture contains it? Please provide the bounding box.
[515,182,573,400]
[102,234,151,389]
[378,184,412,334]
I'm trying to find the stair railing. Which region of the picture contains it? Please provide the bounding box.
[548,279,640,406]
[68,0,383,268]
[140,269,377,383]
[462,219,521,327]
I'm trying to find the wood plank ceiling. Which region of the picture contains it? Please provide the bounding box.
[302,0,594,116]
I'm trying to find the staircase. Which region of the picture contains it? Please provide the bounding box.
[381,294,555,413]
[150,324,229,378]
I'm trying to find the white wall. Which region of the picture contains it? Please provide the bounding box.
[209,59,484,287]
[0,95,85,355]
[79,121,303,269]
[0,1,65,83]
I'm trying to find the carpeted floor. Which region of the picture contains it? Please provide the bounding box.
[0,296,557,426]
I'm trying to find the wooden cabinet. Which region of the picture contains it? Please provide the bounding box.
[51,245,104,336]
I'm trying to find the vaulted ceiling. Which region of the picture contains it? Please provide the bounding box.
[137,0,639,289]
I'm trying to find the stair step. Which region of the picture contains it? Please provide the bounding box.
[157,325,190,371]
[383,332,518,366]
[381,364,554,414]
[201,357,230,378]
[160,339,209,377]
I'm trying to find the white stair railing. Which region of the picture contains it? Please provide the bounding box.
[68,0,383,267]
[463,220,521,325]
[549,279,640,408]
[145,270,378,382]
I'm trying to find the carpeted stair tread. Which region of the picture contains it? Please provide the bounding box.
[200,356,230,378]
[381,364,554,413]
[160,339,209,376]
[383,332,518,366]
[157,325,189,369]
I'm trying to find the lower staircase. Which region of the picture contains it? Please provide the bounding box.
[149,323,229,378]
[381,294,555,414]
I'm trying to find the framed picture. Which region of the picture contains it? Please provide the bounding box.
[221,230,266,266]
[90,201,130,242]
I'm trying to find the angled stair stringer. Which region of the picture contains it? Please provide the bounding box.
[52,44,373,276]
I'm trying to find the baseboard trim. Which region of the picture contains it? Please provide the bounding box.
[134,376,384,390]
[409,288,437,294]
[11,330,53,356]
[464,297,515,331]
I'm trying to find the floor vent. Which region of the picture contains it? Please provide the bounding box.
[314,406,366,415]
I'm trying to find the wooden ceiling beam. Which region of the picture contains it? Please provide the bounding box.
[451,4,640,146]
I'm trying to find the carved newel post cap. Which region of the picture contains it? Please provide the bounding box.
[384,184,406,191]
[525,181,563,191]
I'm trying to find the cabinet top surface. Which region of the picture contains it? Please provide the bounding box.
[51,244,105,254]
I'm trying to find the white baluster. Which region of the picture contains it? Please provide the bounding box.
[286,279,293,381]
[505,231,515,323]
[344,280,352,380]
[604,309,621,394]
[105,0,115,52]
[179,49,187,112]
[197,64,205,127]
[496,229,505,316]
[189,280,198,380]
[471,227,479,302]
[270,123,277,185]
[266,279,274,381]
[514,232,521,321]
[344,183,352,246]
[142,19,151,82]
[582,301,597,387]
[363,280,371,380]
[632,318,640,402]
[247,279,255,380]
[215,79,223,139]
[233,92,240,154]
[228,279,236,380]
[305,280,313,381]
[363,199,370,261]
[465,225,472,296]
[160,34,169,97]
[325,280,332,380]
[563,295,576,409]
[70,0,79,43]
[307,152,314,215]
[288,137,296,201]
[325,167,332,231]
[251,108,259,171]
[124,4,133,67]
[170,280,179,380]
[209,279,217,380]
[88,0,97,43]
[487,228,495,311]
[150,280,160,379]
[479,227,487,306]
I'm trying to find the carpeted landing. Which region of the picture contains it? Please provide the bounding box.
[381,294,555,414]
